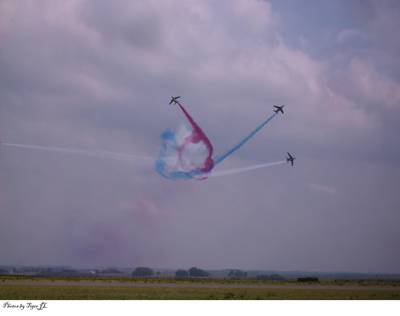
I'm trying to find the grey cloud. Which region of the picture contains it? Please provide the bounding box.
[79,0,164,50]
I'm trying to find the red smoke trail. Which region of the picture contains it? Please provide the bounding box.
[174,100,214,172]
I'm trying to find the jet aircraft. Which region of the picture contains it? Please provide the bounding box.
[273,105,285,114]
[286,152,295,166]
[169,96,181,105]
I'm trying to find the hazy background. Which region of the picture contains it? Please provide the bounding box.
[1,0,399,273]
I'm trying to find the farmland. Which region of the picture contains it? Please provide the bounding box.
[1,276,399,299]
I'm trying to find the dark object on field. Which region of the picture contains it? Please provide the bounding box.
[297,277,319,282]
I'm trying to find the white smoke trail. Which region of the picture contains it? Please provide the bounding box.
[208,160,286,178]
[1,143,153,163]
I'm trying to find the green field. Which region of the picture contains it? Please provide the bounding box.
[1,277,399,300]
[2,284,400,300]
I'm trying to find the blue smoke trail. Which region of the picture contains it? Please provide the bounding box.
[155,128,206,180]
[155,129,193,180]
[214,112,277,165]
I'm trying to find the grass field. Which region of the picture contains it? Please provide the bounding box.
[1,277,399,300]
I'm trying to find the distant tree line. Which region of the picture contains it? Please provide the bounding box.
[131,266,323,282]
[132,267,154,277]
[130,266,211,278]
[256,274,286,281]
[175,269,189,278]
[228,269,247,279]
[175,267,210,278]
[98,268,122,274]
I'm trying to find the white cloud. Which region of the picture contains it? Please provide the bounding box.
[336,28,364,43]
[348,58,400,108]
[1,0,377,145]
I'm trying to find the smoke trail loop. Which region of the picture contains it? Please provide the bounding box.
[155,100,214,180]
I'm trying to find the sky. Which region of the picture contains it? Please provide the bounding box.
[0,0,399,273]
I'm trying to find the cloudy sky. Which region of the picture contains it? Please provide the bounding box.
[1,0,399,273]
